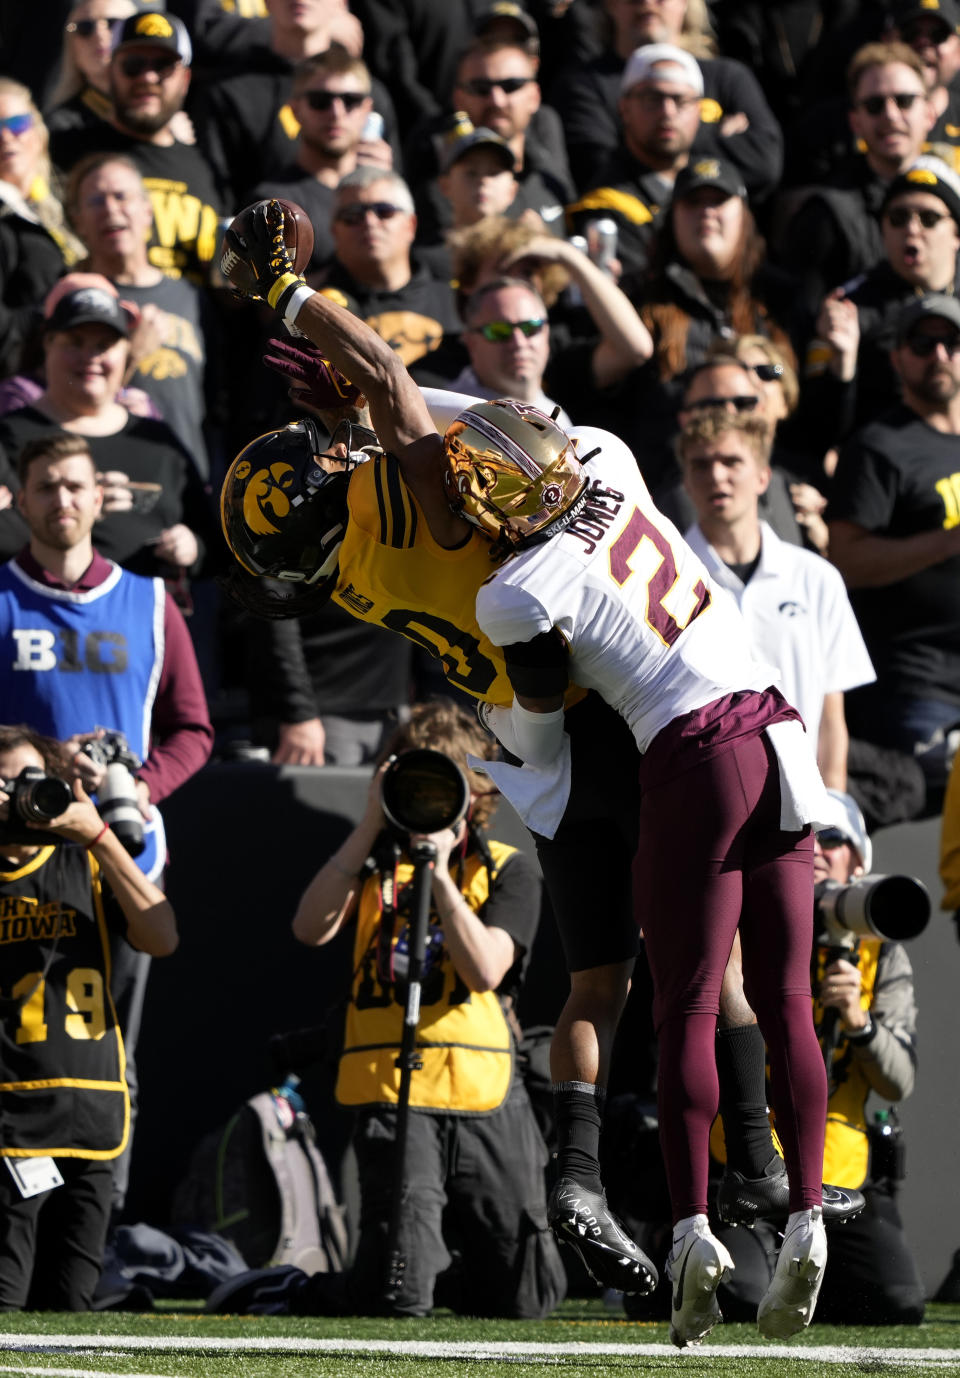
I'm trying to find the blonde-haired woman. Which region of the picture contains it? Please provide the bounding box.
[0,78,83,376]
[46,0,136,136]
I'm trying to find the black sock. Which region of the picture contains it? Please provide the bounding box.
[715,1024,776,1179]
[553,1081,604,1191]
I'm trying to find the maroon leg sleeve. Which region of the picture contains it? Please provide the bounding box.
[636,731,826,1223]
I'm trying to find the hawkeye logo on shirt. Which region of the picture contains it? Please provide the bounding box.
[142,176,221,276]
[935,471,960,528]
[0,898,77,946]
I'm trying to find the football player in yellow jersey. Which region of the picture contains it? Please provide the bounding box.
[218,201,861,1299]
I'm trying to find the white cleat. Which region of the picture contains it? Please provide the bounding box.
[666,1217,735,1348]
[757,1206,828,1340]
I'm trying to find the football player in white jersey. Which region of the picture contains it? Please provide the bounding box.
[445,402,833,1346]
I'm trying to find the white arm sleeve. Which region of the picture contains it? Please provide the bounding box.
[420,386,484,436]
[482,701,566,768]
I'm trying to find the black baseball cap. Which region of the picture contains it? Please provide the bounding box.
[673,156,747,202]
[440,124,516,174]
[895,292,960,343]
[113,10,192,65]
[475,2,539,44]
[892,0,960,33]
[43,275,132,338]
[882,155,960,226]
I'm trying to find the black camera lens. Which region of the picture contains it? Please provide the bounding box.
[381,749,470,835]
[13,769,72,824]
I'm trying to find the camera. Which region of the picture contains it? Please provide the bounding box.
[815,874,931,947]
[84,732,145,857]
[380,749,470,837]
[0,767,73,843]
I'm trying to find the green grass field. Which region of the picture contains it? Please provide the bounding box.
[0,1300,956,1378]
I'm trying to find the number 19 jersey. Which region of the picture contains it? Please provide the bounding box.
[475,428,779,752]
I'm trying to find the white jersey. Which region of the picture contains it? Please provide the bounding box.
[476,428,779,753]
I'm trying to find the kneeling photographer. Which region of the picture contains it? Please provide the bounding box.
[209,701,565,1319]
[0,724,177,1310]
[803,789,926,1326]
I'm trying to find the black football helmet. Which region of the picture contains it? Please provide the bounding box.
[220,418,372,616]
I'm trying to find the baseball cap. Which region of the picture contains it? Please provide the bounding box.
[820,789,872,873]
[881,154,960,226]
[43,273,134,338]
[440,122,516,174]
[620,43,704,97]
[113,10,192,66]
[892,0,960,33]
[895,291,960,343]
[475,2,539,45]
[673,155,747,202]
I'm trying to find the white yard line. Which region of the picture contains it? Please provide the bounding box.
[0,1334,957,1365]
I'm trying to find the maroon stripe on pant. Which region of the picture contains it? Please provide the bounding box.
[635,729,827,1222]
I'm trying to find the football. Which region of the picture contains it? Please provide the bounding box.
[219,198,315,296]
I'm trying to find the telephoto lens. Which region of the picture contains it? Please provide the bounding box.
[380,749,470,835]
[98,762,145,856]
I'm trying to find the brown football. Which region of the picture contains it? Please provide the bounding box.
[219,198,315,295]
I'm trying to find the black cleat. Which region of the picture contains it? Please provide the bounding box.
[548,1177,658,1294]
[717,1157,865,1229]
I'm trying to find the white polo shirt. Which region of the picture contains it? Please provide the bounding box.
[684,521,876,742]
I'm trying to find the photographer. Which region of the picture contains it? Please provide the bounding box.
[209,700,565,1319]
[0,725,176,1310]
[763,790,924,1325]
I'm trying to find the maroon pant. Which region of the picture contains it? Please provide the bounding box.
[635,730,827,1222]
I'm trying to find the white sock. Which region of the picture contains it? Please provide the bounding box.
[672,1213,708,1249]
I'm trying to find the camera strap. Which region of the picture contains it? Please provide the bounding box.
[373,837,400,987]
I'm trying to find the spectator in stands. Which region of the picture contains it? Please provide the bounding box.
[315,168,462,375]
[251,50,393,274]
[190,0,398,211]
[447,213,570,309]
[626,156,796,493]
[50,11,225,282]
[0,273,212,584]
[67,153,212,482]
[568,44,703,279]
[782,43,935,318]
[804,156,960,449]
[406,37,573,248]
[552,0,783,202]
[45,1,136,138]
[887,0,960,172]
[828,293,960,815]
[680,408,874,790]
[451,242,653,423]
[0,79,84,377]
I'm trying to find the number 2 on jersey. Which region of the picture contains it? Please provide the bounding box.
[609,507,710,647]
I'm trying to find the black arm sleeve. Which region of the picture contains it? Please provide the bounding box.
[502,630,569,697]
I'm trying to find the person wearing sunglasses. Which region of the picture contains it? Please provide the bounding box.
[783,42,935,320]
[829,293,960,817]
[407,37,572,251]
[321,167,462,373]
[0,78,85,378]
[46,2,137,141]
[250,50,392,276]
[804,156,960,453]
[568,44,703,281]
[888,0,960,168]
[50,12,226,284]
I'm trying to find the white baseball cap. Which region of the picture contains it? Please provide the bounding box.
[620,43,703,97]
[820,789,872,874]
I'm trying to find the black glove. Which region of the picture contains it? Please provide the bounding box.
[220,199,304,313]
[263,336,364,410]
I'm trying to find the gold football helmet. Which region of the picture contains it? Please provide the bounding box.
[443,400,587,550]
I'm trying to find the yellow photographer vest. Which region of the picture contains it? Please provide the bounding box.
[335,841,517,1114]
[815,939,881,1189]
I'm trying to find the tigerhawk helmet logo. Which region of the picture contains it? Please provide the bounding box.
[135,14,174,37]
[693,159,721,179]
[242,462,295,536]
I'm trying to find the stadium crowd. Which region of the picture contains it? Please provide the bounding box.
[0,0,956,1332]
